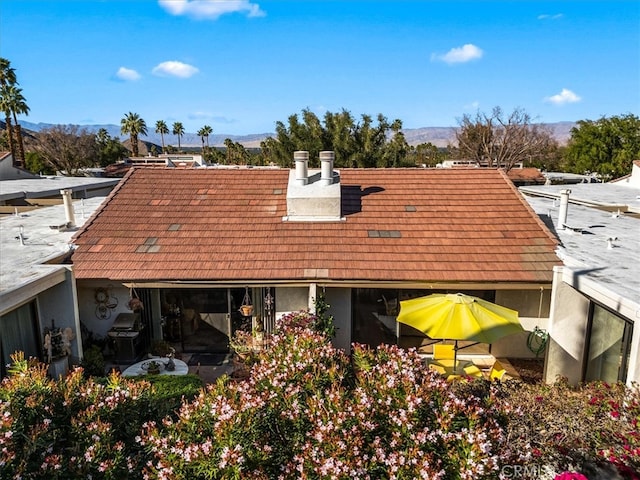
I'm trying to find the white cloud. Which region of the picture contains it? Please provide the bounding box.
[152,61,199,78]
[432,44,483,65]
[464,101,480,110]
[115,67,141,81]
[188,111,214,120]
[544,88,581,105]
[537,13,564,20]
[158,0,265,20]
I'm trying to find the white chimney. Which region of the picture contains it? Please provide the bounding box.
[558,189,571,229]
[285,150,342,221]
[320,151,335,186]
[294,151,309,185]
[60,189,76,228]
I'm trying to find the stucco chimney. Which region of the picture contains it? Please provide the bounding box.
[60,189,76,228]
[558,189,571,229]
[285,150,342,221]
[294,151,309,185]
[320,151,335,186]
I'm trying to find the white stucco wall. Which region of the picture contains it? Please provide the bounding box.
[324,287,352,352]
[490,289,552,359]
[76,282,131,339]
[544,267,590,384]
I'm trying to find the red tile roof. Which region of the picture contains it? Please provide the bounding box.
[506,167,546,184]
[71,167,560,283]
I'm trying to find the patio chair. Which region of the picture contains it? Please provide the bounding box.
[463,364,483,378]
[487,360,507,381]
[428,363,446,375]
[433,344,455,361]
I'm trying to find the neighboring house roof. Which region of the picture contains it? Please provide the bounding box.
[0,196,106,314]
[0,176,121,203]
[506,167,546,185]
[520,182,640,319]
[71,167,560,284]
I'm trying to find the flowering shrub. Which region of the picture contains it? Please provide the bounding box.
[2,313,640,480]
[0,352,201,480]
[555,472,589,480]
[141,313,510,479]
[496,378,640,479]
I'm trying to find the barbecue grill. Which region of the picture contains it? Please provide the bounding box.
[107,313,143,363]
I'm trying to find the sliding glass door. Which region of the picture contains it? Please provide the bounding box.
[584,303,633,383]
[1,301,41,378]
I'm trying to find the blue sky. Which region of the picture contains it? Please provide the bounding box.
[2,0,639,135]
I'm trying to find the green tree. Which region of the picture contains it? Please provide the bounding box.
[0,85,17,163]
[155,120,169,153]
[266,108,400,168]
[564,114,640,180]
[172,121,184,151]
[0,58,28,167]
[6,87,29,165]
[197,126,206,153]
[202,124,213,148]
[25,151,54,175]
[323,109,356,166]
[32,125,99,175]
[411,142,445,167]
[120,112,147,158]
[380,119,410,167]
[352,113,390,168]
[95,128,127,167]
[455,107,557,172]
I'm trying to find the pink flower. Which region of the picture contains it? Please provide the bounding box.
[554,472,588,480]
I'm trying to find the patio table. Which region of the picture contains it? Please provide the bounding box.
[122,357,188,377]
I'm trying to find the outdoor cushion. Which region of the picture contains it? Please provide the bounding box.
[433,344,455,360]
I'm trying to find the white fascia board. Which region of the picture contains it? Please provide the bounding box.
[0,266,68,316]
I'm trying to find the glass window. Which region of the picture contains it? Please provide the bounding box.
[1,301,40,378]
[584,304,632,383]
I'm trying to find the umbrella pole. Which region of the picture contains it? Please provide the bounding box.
[453,341,459,373]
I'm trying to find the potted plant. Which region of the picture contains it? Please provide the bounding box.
[127,297,144,312]
[143,360,162,375]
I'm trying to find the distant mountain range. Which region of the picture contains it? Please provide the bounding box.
[17,120,576,148]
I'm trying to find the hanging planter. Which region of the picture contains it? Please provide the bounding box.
[240,286,253,316]
[127,287,144,312]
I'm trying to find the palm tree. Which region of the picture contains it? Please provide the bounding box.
[197,127,206,153]
[4,86,29,166]
[202,125,213,148]
[120,112,147,158]
[172,122,184,151]
[0,58,19,164]
[0,85,17,163]
[155,120,169,153]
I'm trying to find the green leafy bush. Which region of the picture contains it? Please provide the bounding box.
[80,344,105,377]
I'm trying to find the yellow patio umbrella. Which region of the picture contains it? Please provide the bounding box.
[397,293,524,371]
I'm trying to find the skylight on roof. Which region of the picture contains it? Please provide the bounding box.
[368,230,402,238]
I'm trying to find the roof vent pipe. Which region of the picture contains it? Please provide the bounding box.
[320,151,335,186]
[558,189,571,229]
[60,189,76,228]
[294,151,309,185]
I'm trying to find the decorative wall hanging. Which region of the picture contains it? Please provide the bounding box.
[94,286,118,320]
